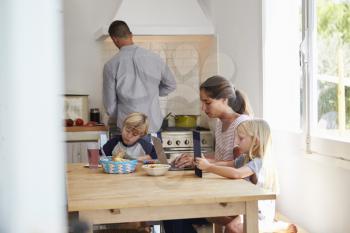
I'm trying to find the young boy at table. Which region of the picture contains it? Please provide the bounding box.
[102,112,157,161]
[196,119,297,233]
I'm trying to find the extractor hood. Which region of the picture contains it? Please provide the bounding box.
[94,0,214,40]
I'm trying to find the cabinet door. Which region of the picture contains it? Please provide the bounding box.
[65,142,83,163]
[66,141,99,163]
[71,142,82,163]
[65,143,73,163]
[66,142,81,163]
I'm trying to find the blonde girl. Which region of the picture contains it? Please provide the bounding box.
[196,119,297,233]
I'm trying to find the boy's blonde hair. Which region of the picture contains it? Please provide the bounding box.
[123,112,149,136]
[236,119,279,193]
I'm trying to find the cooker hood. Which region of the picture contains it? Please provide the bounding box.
[95,0,214,40]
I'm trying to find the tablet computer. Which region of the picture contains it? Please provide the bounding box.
[193,130,202,178]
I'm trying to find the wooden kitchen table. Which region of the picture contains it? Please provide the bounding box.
[66,164,275,233]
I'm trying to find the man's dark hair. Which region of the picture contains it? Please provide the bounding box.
[108,20,132,38]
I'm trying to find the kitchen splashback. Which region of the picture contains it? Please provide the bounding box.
[101,35,217,117]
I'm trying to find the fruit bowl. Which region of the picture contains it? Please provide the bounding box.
[142,164,171,176]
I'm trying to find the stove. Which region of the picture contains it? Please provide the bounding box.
[160,128,214,159]
[108,124,214,159]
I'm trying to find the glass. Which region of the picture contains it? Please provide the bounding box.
[90,108,100,123]
[312,0,350,141]
[88,149,100,169]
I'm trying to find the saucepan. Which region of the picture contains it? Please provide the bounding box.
[162,113,200,128]
[173,114,199,128]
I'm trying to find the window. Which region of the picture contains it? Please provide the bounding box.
[263,0,350,161]
[303,0,350,159]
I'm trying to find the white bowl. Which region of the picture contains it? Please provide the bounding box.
[142,164,171,176]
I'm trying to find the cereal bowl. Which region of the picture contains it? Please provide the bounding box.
[99,157,138,174]
[142,164,171,176]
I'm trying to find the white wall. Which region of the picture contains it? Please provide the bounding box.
[64,0,121,115]
[262,0,301,131]
[64,0,262,118]
[273,131,350,233]
[203,0,263,117]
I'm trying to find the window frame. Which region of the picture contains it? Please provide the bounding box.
[302,0,350,161]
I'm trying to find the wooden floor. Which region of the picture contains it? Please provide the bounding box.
[69,212,308,233]
[198,213,310,233]
[275,213,309,233]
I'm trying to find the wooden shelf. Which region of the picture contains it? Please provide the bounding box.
[64,125,107,132]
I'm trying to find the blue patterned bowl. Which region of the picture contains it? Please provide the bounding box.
[99,157,138,174]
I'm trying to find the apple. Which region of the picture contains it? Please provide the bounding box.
[75,118,84,126]
[65,119,74,127]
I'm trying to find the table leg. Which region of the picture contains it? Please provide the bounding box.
[243,201,258,233]
[213,223,223,233]
[86,223,93,233]
[78,212,94,233]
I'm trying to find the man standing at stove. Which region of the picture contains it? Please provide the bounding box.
[103,20,176,137]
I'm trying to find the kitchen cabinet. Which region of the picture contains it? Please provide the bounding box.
[65,141,98,163]
[65,126,107,163]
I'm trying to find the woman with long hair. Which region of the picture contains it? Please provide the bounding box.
[174,75,253,168]
[164,76,253,233]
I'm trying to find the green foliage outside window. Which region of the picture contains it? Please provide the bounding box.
[316,0,350,128]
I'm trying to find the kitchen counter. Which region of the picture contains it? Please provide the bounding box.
[65,125,107,142]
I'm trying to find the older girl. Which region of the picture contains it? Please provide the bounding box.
[163,76,252,233]
[174,75,252,168]
[196,119,297,233]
